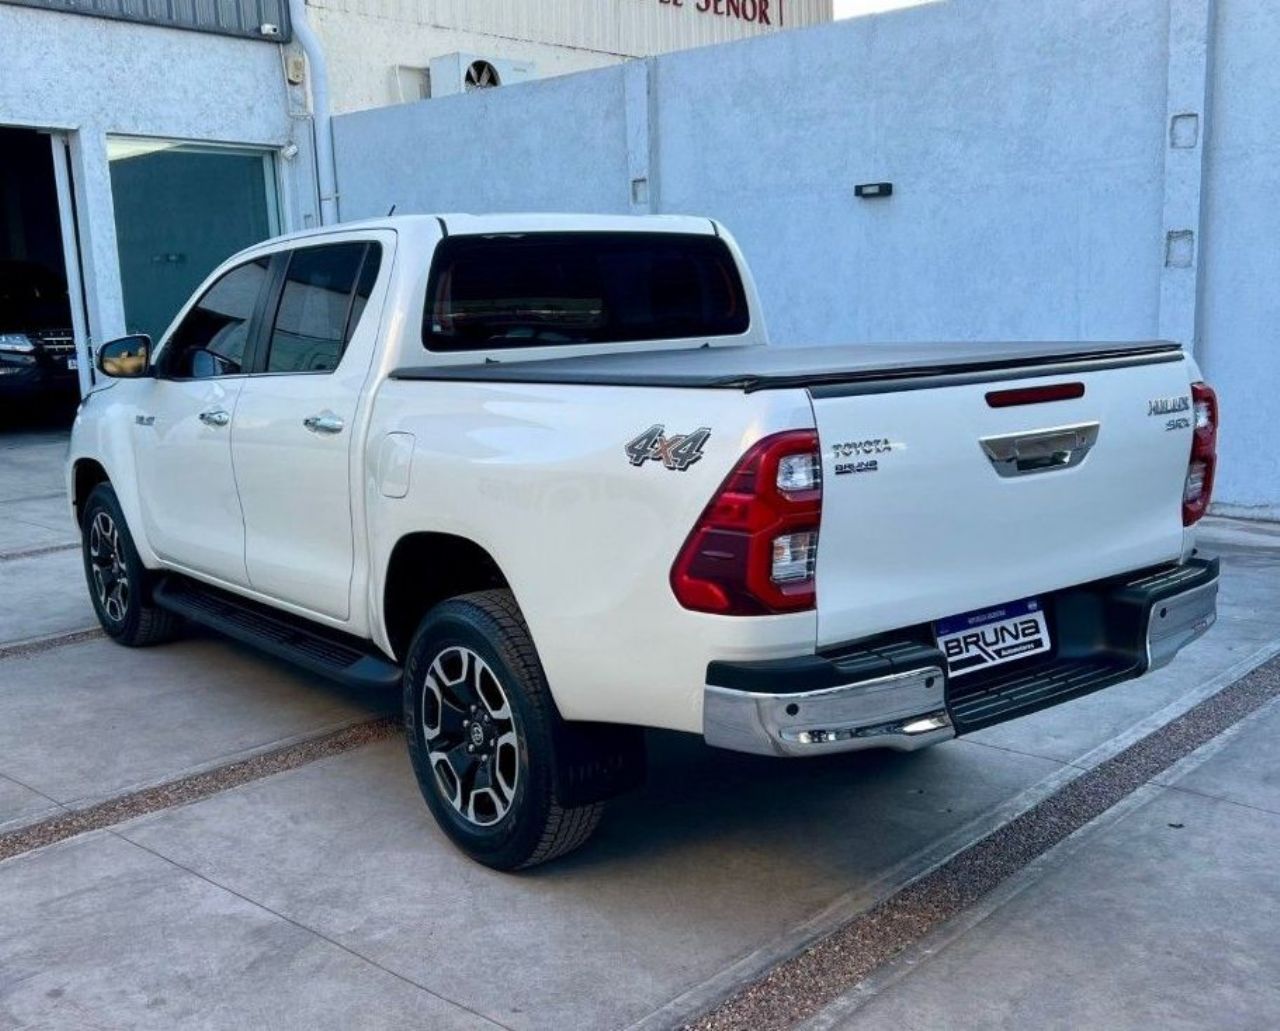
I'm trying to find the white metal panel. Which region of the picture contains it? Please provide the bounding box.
[11,0,292,41]
[811,359,1195,648]
[367,376,816,732]
[307,0,833,55]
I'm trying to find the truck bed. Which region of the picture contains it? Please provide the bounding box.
[392,340,1182,394]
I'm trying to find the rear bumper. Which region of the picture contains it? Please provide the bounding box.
[703,556,1219,757]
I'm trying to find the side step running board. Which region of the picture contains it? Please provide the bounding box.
[153,576,402,690]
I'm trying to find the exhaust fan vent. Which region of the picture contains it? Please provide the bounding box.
[465,60,501,92]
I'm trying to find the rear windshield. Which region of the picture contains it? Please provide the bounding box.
[423,231,749,352]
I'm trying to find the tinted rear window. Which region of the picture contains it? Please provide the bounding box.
[423,232,749,352]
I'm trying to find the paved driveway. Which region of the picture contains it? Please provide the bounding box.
[2,428,1278,1030]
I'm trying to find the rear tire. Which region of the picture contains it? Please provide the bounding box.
[80,484,182,647]
[403,590,605,870]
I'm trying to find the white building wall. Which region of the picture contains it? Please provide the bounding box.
[334,66,634,213]
[1197,0,1280,518]
[310,0,833,112]
[653,0,1170,345]
[0,5,319,344]
[334,0,1277,515]
[309,10,629,113]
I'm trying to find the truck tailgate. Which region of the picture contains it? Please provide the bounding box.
[811,356,1194,649]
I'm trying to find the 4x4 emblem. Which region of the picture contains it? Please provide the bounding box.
[625,425,711,471]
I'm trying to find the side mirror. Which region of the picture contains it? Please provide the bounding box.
[96,335,152,379]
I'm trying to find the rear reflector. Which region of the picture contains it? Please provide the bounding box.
[985,382,1085,408]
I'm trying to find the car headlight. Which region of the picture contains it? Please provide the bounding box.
[0,333,36,354]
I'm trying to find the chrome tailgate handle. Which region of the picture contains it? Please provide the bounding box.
[980,422,1099,477]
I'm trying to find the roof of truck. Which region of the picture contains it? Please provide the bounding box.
[258,212,719,248]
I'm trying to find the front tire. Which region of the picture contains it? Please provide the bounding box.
[403,590,604,870]
[81,484,182,647]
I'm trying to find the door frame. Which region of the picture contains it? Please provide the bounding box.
[46,131,93,396]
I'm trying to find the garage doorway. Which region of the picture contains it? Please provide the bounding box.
[106,137,281,345]
[0,126,88,419]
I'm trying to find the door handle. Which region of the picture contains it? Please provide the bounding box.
[199,409,231,427]
[980,422,1100,478]
[303,412,345,435]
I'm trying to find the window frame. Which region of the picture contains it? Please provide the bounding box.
[154,254,275,382]
[246,241,382,378]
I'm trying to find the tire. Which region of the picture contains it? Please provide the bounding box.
[403,589,605,870]
[81,483,182,647]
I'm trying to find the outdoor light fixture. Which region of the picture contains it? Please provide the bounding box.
[855,182,893,198]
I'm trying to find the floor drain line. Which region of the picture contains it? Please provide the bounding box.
[0,541,80,563]
[0,627,104,660]
[683,655,1280,1031]
[0,716,400,863]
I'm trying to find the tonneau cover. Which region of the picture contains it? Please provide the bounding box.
[391,340,1183,394]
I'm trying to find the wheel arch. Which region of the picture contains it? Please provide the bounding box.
[382,531,512,661]
[72,458,111,528]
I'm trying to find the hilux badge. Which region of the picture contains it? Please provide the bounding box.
[1148,396,1190,416]
[625,425,710,471]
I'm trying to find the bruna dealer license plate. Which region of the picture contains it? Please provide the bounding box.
[935,597,1051,677]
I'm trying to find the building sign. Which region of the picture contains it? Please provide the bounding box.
[658,0,784,27]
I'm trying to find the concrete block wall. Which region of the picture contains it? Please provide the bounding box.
[334,65,634,215]
[333,0,1276,516]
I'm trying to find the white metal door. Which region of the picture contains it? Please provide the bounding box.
[232,233,391,621]
[133,376,250,585]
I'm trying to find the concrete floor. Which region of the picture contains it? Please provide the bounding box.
[815,695,1280,1030]
[0,428,74,540]
[2,426,1279,1030]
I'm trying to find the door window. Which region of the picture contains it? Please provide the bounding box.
[264,243,380,374]
[161,257,270,378]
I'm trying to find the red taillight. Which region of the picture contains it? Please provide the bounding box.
[1182,381,1218,526]
[671,430,822,615]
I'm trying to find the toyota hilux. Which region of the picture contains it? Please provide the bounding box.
[67,214,1219,868]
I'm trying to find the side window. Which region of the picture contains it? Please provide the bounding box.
[264,242,380,374]
[162,257,270,378]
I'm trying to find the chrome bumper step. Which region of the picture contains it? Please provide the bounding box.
[703,557,1219,757]
[948,655,1136,732]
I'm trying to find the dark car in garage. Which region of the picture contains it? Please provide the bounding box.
[0,260,78,401]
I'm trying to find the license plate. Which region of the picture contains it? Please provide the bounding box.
[66,356,78,370]
[935,597,1051,677]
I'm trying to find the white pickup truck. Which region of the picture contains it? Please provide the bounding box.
[69,214,1219,869]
